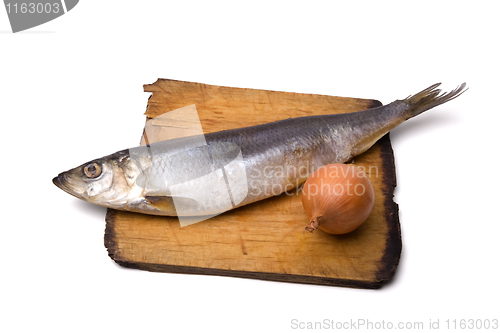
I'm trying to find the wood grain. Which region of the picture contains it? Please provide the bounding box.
[105,79,401,288]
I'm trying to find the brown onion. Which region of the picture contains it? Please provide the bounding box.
[302,163,375,234]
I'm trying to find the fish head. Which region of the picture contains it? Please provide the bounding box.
[52,149,142,209]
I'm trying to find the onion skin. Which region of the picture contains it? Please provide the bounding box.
[302,164,375,235]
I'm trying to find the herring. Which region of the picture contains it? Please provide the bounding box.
[53,83,467,216]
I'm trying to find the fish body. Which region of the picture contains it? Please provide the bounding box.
[53,83,466,216]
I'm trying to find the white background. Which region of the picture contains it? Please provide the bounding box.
[1,1,499,332]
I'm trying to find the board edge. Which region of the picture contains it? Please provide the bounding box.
[375,132,402,286]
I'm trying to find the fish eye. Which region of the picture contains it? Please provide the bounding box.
[83,162,102,179]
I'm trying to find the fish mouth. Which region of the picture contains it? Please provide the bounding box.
[53,173,81,199]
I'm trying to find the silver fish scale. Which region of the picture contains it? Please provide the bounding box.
[131,138,245,205]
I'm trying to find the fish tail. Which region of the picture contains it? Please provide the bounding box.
[403,83,467,120]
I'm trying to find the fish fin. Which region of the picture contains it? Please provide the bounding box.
[403,83,467,120]
[145,195,200,212]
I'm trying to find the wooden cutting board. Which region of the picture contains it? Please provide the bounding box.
[104,79,401,288]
